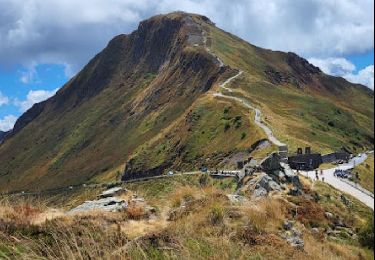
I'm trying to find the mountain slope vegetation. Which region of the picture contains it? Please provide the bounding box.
[0,12,373,192]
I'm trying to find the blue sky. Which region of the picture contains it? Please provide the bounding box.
[0,0,374,131]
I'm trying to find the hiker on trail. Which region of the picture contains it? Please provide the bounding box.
[322,177,325,182]
[315,171,319,180]
[320,170,323,176]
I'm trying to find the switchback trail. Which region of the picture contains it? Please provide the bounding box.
[202,32,285,147]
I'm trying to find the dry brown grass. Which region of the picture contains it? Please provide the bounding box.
[1,180,374,260]
[125,203,149,220]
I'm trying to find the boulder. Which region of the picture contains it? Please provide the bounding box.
[68,197,128,214]
[257,175,281,192]
[325,212,334,219]
[252,187,268,199]
[227,194,248,204]
[100,187,127,198]
[261,153,281,172]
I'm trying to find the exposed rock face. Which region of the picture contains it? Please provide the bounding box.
[260,153,302,196]
[285,52,321,84]
[248,173,282,199]
[261,153,282,172]
[0,131,9,143]
[8,12,223,139]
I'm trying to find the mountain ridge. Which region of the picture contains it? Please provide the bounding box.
[0,12,373,192]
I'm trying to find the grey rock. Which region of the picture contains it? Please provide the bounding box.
[325,212,334,219]
[286,236,304,250]
[68,197,128,214]
[261,153,281,172]
[252,187,268,199]
[311,228,320,233]
[283,220,294,230]
[100,187,126,198]
[258,175,281,192]
[334,218,346,228]
[131,197,146,203]
[227,194,248,204]
[282,227,304,250]
[288,187,302,196]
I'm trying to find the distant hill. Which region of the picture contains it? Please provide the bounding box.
[0,12,373,192]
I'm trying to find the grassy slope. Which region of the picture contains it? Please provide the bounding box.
[1,175,373,259]
[127,95,265,174]
[353,154,374,193]
[208,25,374,154]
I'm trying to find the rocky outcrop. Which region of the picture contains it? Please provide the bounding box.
[248,173,282,199]
[260,153,302,195]
[100,187,128,198]
[260,153,282,172]
[0,131,9,143]
[68,197,128,214]
[11,101,47,137]
[285,52,321,84]
[281,220,304,250]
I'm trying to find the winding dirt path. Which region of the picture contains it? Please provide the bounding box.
[202,32,285,147]
[213,73,285,147]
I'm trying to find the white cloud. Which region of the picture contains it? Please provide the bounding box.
[0,0,373,75]
[309,57,374,89]
[345,65,374,90]
[0,92,9,106]
[19,66,37,84]
[0,115,17,131]
[15,89,58,112]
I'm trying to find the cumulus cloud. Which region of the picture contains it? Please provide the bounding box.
[14,89,58,112]
[0,91,9,106]
[309,57,374,89]
[345,65,374,90]
[0,0,373,76]
[0,115,17,131]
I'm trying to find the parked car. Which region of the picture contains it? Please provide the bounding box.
[334,169,349,178]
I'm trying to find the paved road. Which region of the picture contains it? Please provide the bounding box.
[300,153,374,210]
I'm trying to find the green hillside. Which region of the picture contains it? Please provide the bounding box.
[0,12,373,192]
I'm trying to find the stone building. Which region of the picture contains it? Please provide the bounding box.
[288,147,322,170]
[322,151,350,164]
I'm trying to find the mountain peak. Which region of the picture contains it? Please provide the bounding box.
[0,13,373,192]
[145,11,213,24]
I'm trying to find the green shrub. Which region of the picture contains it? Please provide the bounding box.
[209,204,225,225]
[359,217,374,250]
